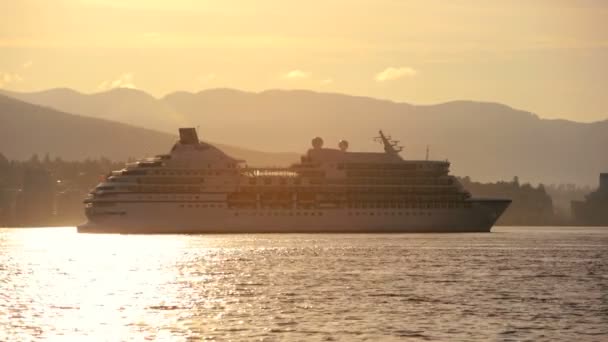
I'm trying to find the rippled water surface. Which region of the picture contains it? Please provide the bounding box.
[1,227,607,341]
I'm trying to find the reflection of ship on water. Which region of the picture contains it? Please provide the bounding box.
[78,128,511,234]
[571,173,608,226]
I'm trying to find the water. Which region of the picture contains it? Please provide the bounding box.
[1,227,607,341]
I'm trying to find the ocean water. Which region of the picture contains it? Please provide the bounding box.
[0,227,607,341]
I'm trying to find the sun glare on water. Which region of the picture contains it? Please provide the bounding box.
[2,228,218,340]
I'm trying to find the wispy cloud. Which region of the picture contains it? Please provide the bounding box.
[22,60,33,69]
[320,78,333,85]
[97,72,136,90]
[375,67,417,82]
[0,72,24,87]
[281,69,311,80]
[197,73,217,83]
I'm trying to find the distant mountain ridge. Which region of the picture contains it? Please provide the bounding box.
[1,87,607,185]
[0,94,298,166]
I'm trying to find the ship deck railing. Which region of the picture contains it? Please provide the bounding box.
[243,168,299,177]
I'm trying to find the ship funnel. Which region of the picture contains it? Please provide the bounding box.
[179,128,199,145]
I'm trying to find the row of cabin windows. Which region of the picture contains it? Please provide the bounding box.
[135,177,205,184]
[241,183,460,192]
[151,170,228,176]
[97,190,204,198]
[249,178,302,185]
[337,163,447,170]
[348,202,471,209]
[95,191,218,200]
[97,195,209,200]
[349,211,433,217]
[230,211,436,217]
[95,192,466,206]
[123,169,236,177]
[90,200,224,207]
[339,178,454,186]
[137,161,162,168]
[234,211,324,217]
[179,203,224,208]
[146,195,206,200]
[142,162,237,169]
[345,170,447,175]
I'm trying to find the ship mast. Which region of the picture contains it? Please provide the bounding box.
[375,130,403,155]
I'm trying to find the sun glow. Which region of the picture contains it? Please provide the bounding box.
[4,228,214,339]
[1,0,607,120]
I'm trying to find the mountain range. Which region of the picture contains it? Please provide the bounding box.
[1,87,607,185]
[0,94,297,166]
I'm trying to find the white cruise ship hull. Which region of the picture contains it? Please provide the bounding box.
[77,199,511,234]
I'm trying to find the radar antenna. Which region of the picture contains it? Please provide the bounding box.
[374,130,403,155]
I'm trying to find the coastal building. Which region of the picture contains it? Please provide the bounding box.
[571,173,608,226]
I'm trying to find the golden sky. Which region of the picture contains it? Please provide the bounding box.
[1,0,607,122]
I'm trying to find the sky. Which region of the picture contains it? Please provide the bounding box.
[1,0,607,122]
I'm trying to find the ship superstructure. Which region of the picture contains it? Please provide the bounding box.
[78,128,511,233]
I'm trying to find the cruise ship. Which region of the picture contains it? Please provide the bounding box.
[77,128,511,233]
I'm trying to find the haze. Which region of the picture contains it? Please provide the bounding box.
[1,0,607,122]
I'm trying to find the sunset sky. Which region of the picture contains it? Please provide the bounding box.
[1,0,607,122]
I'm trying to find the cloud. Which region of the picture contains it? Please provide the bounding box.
[0,72,23,87]
[197,73,217,83]
[281,69,311,80]
[320,78,333,85]
[375,67,417,82]
[97,72,136,90]
[22,61,33,69]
